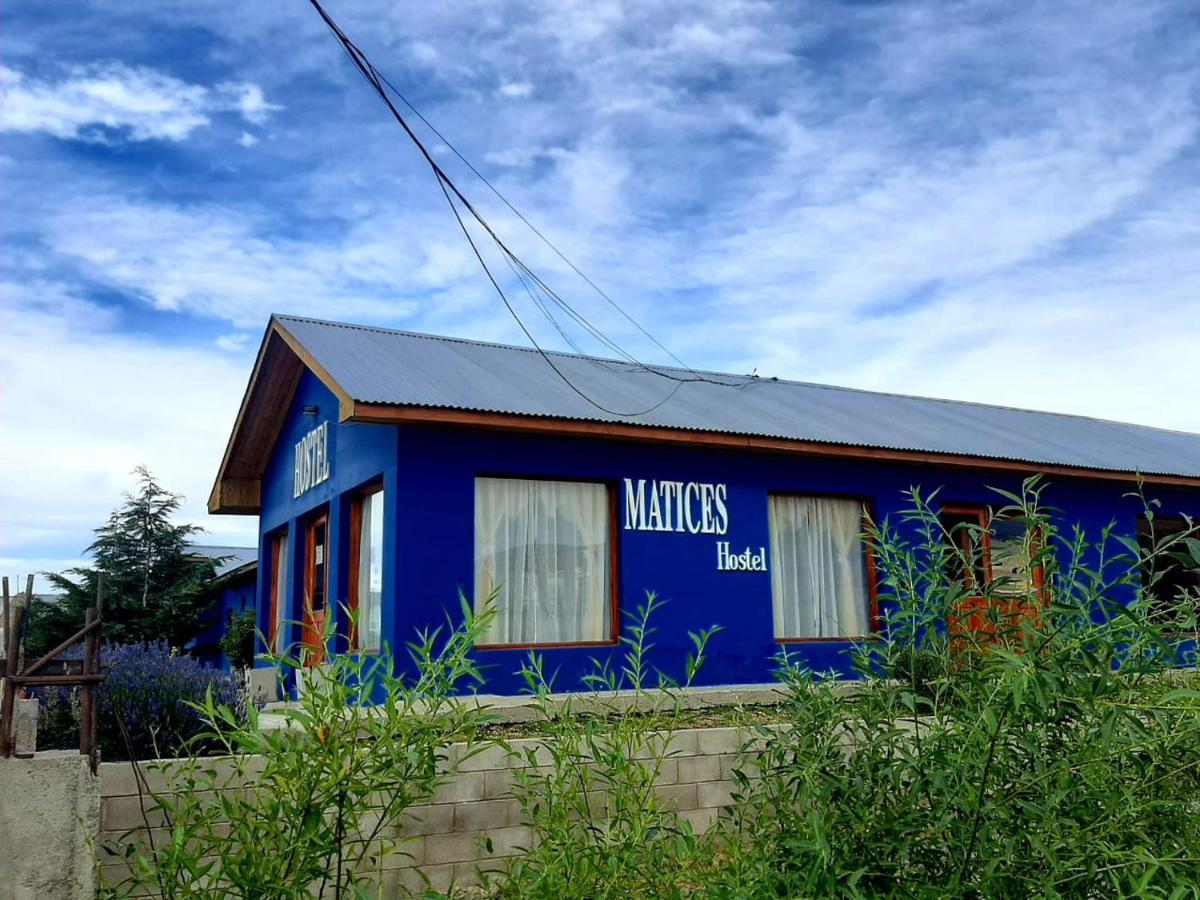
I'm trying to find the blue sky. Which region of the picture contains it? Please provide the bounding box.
[3,0,1199,580]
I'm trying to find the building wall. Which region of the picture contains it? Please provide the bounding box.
[255,370,1200,694]
[192,573,257,670]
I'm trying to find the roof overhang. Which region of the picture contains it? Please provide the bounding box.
[211,319,1200,515]
[349,401,1200,489]
[208,317,355,515]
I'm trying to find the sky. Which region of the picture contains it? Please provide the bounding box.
[3,0,1199,584]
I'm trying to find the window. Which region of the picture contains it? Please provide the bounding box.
[303,513,329,664]
[940,506,990,589]
[941,504,1045,642]
[349,487,384,651]
[267,531,288,652]
[939,506,1043,597]
[768,494,872,640]
[1137,515,1200,630]
[474,477,614,647]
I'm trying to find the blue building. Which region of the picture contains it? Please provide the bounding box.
[186,544,258,670]
[210,315,1200,693]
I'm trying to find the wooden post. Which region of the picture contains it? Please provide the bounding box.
[80,608,96,761]
[1,577,13,758]
[88,575,104,772]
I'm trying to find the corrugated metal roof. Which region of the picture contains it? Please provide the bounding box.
[276,315,1200,479]
[188,544,257,578]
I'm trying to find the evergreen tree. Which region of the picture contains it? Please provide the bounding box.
[27,467,221,655]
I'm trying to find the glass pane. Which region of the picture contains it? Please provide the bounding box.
[358,491,384,650]
[768,495,869,639]
[475,478,610,645]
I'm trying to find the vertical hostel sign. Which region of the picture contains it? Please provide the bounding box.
[293,422,331,499]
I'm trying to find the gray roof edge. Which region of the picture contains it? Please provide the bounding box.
[277,314,1200,443]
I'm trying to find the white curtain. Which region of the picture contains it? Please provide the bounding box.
[475,478,610,645]
[357,491,384,650]
[272,536,288,652]
[769,495,869,639]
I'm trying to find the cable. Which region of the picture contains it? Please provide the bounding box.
[371,67,692,370]
[306,0,752,414]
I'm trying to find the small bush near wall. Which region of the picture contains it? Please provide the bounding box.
[35,641,244,760]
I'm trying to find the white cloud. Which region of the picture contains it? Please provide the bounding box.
[0,62,278,142]
[237,130,259,147]
[219,81,281,125]
[497,81,533,99]
[0,283,259,576]
[215,332,250,352]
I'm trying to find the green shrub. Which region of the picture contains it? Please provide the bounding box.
[491,593,721,900]
[218,609,257,671]
[103,596,494,899]
[716,479,1200,899]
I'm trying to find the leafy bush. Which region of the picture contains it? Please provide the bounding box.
[492,593,721,900]
[101,641,244,760]
[219,608,257,670]
[105,597,494,899]
[717,480,1200,898]
[34,641,244,760]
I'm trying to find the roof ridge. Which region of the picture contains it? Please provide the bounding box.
[273,314,1199,439]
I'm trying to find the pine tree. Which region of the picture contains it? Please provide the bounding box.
[27,468,221,655]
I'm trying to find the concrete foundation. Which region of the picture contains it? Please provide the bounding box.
[0,751,99,900]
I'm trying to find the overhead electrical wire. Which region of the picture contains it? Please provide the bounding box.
[306,0,749,416]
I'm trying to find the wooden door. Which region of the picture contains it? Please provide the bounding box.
[303,513,328,666]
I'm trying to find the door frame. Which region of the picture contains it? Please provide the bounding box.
[302,510,330,666]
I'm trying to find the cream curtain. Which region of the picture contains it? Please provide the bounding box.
[769,495,869,639]
[475,478,610,645]
[272,536,288,652]
[357,491,384,650]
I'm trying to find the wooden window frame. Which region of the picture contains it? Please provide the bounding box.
[347,481,385,653]
[1136,514,1200,638]
[474,474,620,651]
[769,491,881,644]
[939,503,993,589]
[302,508,330,664]
[266,528,288,651]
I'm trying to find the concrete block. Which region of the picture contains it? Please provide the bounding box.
[0,752,99,900]
[398,803,455,836]
[457,743,513,772]
[677,754,721,784]
[453,798,521,832]
[654,758,679,785]
[430,770,486,804]
[652,781,698,811]
[680,806,719,834]
[424,831,481,865]
[483,766,516,799]
[695,727,742,756]
[479,824,534,859]
[245,667,278,706]
[697,780,735,809]
[14,698,38,756]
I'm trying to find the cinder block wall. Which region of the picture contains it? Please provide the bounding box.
[98,725,758,895]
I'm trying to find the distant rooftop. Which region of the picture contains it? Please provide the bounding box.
[187,544,257,578]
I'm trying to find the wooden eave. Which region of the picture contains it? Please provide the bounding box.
[348,400,1200,490]
[208,318,354,515]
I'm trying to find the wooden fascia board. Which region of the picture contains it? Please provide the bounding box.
[270,319,356,420]
[209,318,355,515]
[348,401,1200,490]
